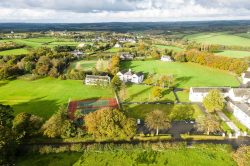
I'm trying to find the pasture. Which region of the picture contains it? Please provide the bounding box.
[153,44,184,52]
[214,50,250,58]
[0,77,114,119]
[0,48,28,56]
[121,60,240,88]
[184,32,250,47]
[105,47,120,53]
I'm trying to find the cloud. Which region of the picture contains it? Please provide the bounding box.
[0,0,249,22]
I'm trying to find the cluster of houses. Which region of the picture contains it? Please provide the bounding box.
[189,87,250,129]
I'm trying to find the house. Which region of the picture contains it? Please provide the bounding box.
[228,88,250,103]
[117,69,144,84]
[78,43,85,48]
[71,50,84,58]
[85,75,110,86]
[189,87,231,102]
[114,43,121,48]
[227,100,250,129]
[161,55,173,62]
[242,71,250,85]
[120,53,134,61]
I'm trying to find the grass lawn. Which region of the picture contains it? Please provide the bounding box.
[214,50,250,58]
[0,77,114,119]
[74,145,235,166]
[124,84,176,102]
[69,60,97,71]
[0,48,29,56]
[176,90,190,102]
[184,32,250,47]
[223,110,249,132]
[125,104,203,120]
[105,47,120,53]
[16,152,82,166]
[121,60,239,88]
[153,44,184,52]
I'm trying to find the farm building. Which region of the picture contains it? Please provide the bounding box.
[161,55,173,62]
[117,69,144,84]
[85,75,110,86]
[120,53,134,60]
[242,71,250,85]
[114,43,122,48]
[189,87,231,102]
[71,50,84,58]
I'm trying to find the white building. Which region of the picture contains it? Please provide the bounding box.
[114,43,121,48]
[117,69,144,84]
[161,55,173,62]
[78,43,85,48]
[85,75,110,86]
[242,72,250,85]
[189,87,231,102]
[120,53,134,61]
[228,88,250,103]
[71,50,84,58]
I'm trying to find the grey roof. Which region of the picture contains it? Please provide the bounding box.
[120,70,143,77]
[235,103,250,117]
[135,72,144,77]
[232,88,250,97]
[244,72,250,78]
[86,75,110,80]
[191,87,231,93]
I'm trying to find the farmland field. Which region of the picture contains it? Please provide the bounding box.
[214,50,250,58]
[184,33,250,47]
[105,47,120,53]
[126,104,202,120]
[0,48,29,56]
[121,60,239,88]
[153,44,184,52]
[0,77,114,119]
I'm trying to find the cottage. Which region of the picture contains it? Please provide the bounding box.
[242,71,250,85]
[189,87,231,102]
[71,50,84,58]
[117,69,144,84]
[85,75,110,86]
[161,55,173,62]
[120,53,134,61]
[114,43,121,48]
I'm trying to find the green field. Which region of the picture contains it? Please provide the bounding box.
[153,44,184,52]
[125,84,176,102]
[74,145,235,166]
[126,104,202,120]
[0,77,113,119]
[16,153,82,166]
[214,50,250,58]
[105,47,120,53]
[0,48,29,56]
[70,60,97,71]
[184,33,250,47]
[0,37,79,48]
[121,60,239,88]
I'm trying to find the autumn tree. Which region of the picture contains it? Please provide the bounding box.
[119,82,128,101]
[145,110,171,135]
[233,145,250,166]
[196,115,220,135]
[203,90,225,113]
[151,86,163,100]
[111,75,122,91]
[84,108,136,139]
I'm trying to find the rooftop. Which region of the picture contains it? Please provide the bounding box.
[232,88,250,98]
[191,87,231,93]
[235,103,250,117]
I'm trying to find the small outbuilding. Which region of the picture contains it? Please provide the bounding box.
[85,75,110,86]
[161,55,173,62]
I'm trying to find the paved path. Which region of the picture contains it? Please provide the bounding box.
[217,111,240,133]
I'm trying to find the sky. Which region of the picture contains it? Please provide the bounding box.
[0,0,249,23]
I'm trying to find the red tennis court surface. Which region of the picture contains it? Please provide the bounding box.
[68,98,119,120]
